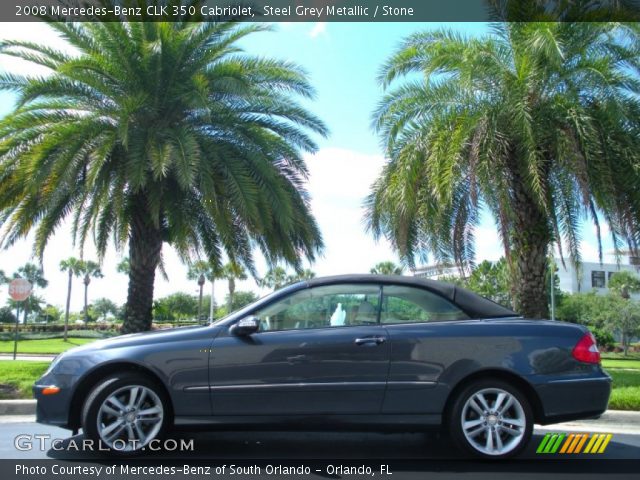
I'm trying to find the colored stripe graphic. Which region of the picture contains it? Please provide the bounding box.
[538,433,613,454]
[537,433,565,453]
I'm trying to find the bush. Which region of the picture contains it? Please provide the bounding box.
[590,327,615,350]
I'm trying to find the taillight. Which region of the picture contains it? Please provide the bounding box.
[572,332,601,364]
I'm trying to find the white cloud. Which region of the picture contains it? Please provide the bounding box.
[309,22,327,39]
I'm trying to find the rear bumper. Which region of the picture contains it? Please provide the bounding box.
[532,374,612,425]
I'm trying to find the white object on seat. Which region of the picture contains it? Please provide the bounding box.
[330,303,346,326]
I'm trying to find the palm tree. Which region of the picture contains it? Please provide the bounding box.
[187,260,224,321]
[0,270,7,284]
[370,261,403,276]
[260,266,289,292]
[287,268,316,284]
[223,262,247,313]
[13,263,48,324]
[367,22,640,319]
[0,17,326,333]
[59,257,84,341]
[81,260,103,323]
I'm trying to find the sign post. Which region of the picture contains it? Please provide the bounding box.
[8,278,32,360]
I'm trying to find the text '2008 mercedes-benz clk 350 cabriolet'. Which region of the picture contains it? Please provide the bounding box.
[34,274,611,459]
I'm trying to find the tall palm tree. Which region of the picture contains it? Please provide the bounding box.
[0,16,326,333]
[59,257,84,341]
[370,261,403,276]
[81,260,103,323]
[367,22,640,318]
[223,262,247,313]
[187,260,224,320]
[13,263,48,324]
[287,268,316,284]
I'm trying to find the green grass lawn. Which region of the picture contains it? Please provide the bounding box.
[0,337,96,355]
[602,359,640,370]
[0,361,49,399]
[606,369,640,411]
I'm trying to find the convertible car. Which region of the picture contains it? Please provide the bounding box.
[34,274,611,458]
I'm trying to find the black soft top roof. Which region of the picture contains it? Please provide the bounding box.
[304,274,518,319]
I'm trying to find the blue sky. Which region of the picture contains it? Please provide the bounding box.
[0,21,615,312]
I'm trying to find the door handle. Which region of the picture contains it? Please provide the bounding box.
[354,336,386,346]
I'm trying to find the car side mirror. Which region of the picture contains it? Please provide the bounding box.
[230,316,260,336]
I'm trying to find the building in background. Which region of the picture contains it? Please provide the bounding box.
[556,251,640,298]
[411,263,465,281]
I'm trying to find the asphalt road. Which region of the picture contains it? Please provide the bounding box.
[1,421,639,479]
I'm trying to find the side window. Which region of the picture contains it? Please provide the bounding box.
[253,284,380,332]
[381,285,469,324]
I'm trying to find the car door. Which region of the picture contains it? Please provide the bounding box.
[379,284,471,413]
[209,283,390,415]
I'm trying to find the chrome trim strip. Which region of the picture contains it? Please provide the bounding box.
[546,377,611,384]
[185,380,436,392]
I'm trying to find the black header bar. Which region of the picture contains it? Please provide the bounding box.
[3,0,640,23]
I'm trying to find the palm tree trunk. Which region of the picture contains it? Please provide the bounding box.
[228,278,235,312]
[198,284,204,321]
[508,157,551,319]
[64,270,72,342]
[122,201,163,334]
[83,280,89,323]
[209,281,215,320]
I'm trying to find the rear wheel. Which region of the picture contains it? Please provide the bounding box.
[82,372,170,455]
[448,379,533,459]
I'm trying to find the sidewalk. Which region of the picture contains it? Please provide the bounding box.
[0,354,55,361]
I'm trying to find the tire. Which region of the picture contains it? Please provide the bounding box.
[81,372,170,456]
[448,379,533,459]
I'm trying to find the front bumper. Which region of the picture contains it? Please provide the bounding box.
[33,382,74,429]
[533,373,612,425]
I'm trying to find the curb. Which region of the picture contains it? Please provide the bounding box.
[0,400,36,415]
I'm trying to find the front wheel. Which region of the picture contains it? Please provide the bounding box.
[82,372,170,456]
[448,379,533,459]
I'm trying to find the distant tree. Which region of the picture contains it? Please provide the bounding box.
[153,293,198,321]
[608,271,640,300]
[188,260,225,321]
[287,269,316,284]
[223,262,248,313]
[0,306,16,323]
[0,270,7,284]
[466,259,513,308]
[80,261,103,323]
[261,267,289,291]
[370,261,403,276]
[8,294,44,322]
[59,257,84,341]
[13,263,48,324]
[92,298,118,322]
[607,299,640,356]
[225,290,260,312]
[39,304,62,323]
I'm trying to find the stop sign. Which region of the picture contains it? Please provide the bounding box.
[8,278,32,301]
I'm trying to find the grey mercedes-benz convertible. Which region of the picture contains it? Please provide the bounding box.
[34,274,611,458]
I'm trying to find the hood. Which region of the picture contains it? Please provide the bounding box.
[65,324,219,354]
